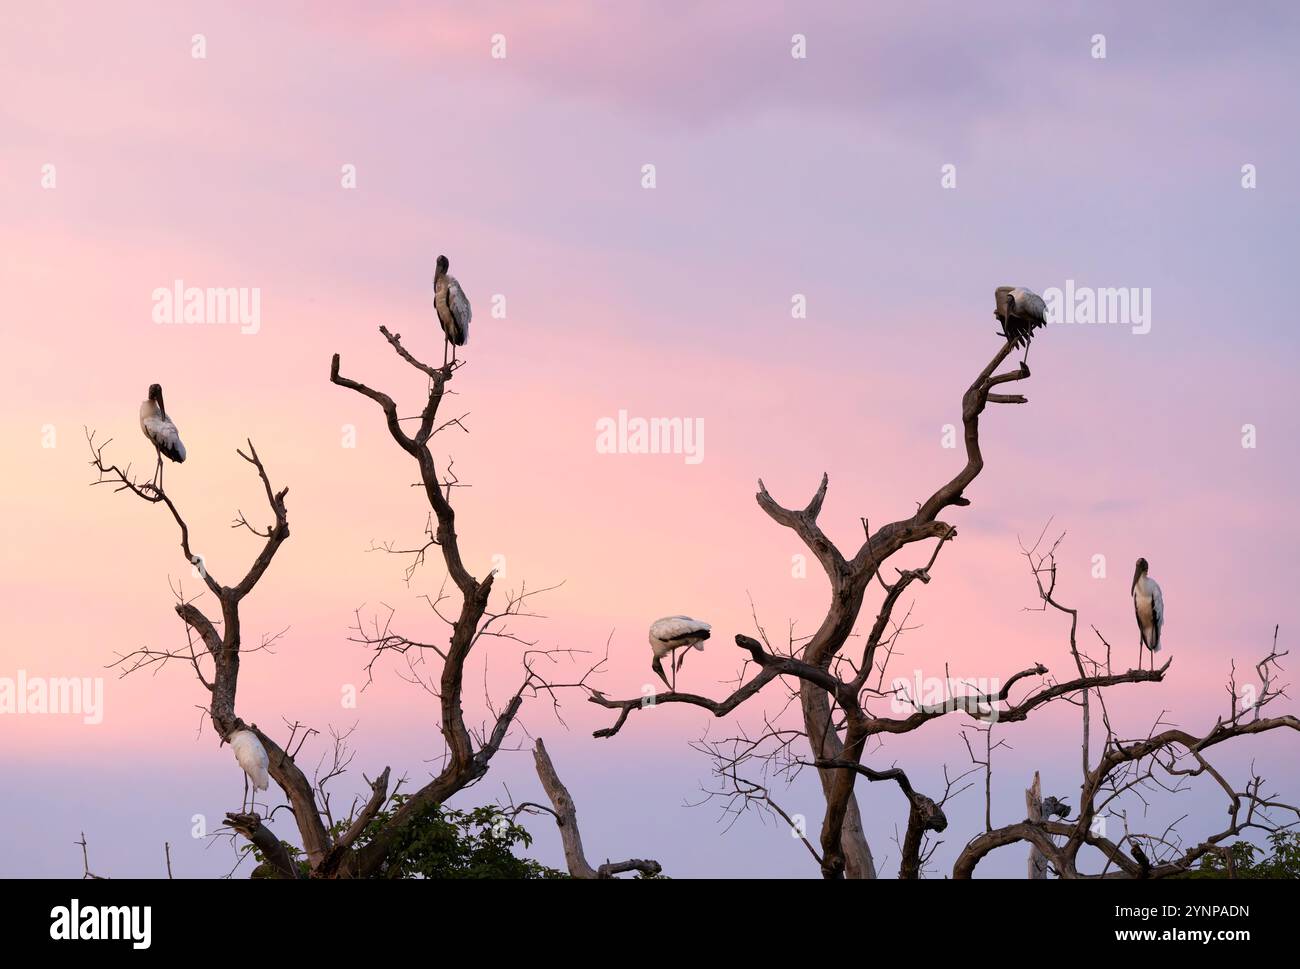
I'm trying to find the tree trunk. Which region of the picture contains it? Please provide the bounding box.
[801,683,877,879]
[1026,771,1047,879]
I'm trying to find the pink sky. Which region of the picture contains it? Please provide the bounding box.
[2,2,1298,877]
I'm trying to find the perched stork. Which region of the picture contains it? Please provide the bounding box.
[1132,557,1164,671]
[993,286,1048,360]
[229,728,270,813]
[433,254,472,367]
[1041,795,1071,820]
[138,383,185,491]
[649,616,711,691]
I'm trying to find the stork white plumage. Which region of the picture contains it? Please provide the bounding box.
[649,616,711,691]
[993,286,1048,361]
[229,728,270,813]
[433,254,472,367]
[138,383,185,491]
[1132,557,1165,671]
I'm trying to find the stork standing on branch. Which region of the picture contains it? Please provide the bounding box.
[994,286,1048,362]
[138,383,185,491]
[1132,557,1164,671]
[433,254,472,367]
[229,728,270,814]
[649,616,711,691]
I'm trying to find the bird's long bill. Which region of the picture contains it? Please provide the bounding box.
[651,657,670,689]
[156,388,166,420]
[994,288,1011,319]
[1131,561,1142,591]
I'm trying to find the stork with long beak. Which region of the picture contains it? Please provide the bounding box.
[138,383,186,491]
[994,286,1048,363]
[1131,557,1165,671]
[433,254,472,368]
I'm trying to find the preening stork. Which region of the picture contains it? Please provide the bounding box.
[229,728,270,813]
[138,383,185,491]
[993,286,1048,360]
[1132,557,1165,671]
[433,254,472,367]
[649,616,711,691]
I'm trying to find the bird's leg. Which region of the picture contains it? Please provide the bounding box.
[242,774,249,814]
[675,648,691,674]
[443,339,449,368]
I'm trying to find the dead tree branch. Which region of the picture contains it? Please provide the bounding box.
[528,739,661,879]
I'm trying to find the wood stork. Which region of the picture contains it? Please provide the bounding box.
[993,286,1048,360]
[649,616,711,691]
[138,383,185,491]
[229,728,270,813]
[1132,557,1164,671]
[1041,795,1071,820]
[433,254,472,367]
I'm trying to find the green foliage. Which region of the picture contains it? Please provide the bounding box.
[240,796,569,878]
[1181,831,1300,879]
[328,796,566,879]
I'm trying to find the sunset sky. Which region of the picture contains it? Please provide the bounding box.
[2,1,1298,878]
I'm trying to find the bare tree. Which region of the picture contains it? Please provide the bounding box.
[86,327,1296,880]
[511,738,662,879]
[87,430,324,877]
[325,326,597,876]
[84,326,594,878]
[953,546,1299,879]
[589,338,1204,879]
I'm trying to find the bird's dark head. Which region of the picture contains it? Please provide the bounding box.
[148,383,167,418]
[1132,557,1148,589]
[436,254,450,274]
[994,286,1014,319]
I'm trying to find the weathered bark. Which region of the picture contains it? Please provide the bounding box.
[225,812,301,879]
[801,684,877,879]
[531,739,662,879]
[1026,772,1048,879]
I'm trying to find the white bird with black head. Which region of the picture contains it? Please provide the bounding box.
[993,286,1048,361]
[649,616,711,691]
[433,254,472,367]
[228,728,270,813]
[138,383,185,491]
[1132,557,1164,671]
